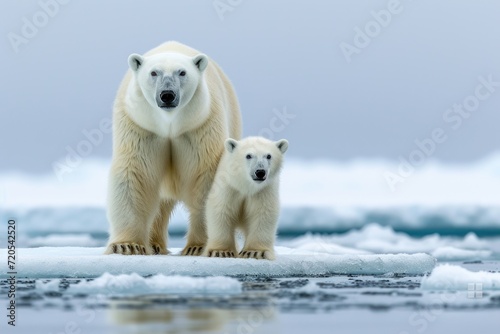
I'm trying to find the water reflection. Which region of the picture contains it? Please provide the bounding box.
[107,298,277,334]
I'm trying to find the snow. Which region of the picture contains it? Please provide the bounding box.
[421,264,500,290]
[28,233,100,247]
[2,154,500,208]
[285,223,495,261]
[0,247,436,278]
[37,273,242,295]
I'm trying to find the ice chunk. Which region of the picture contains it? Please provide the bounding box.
[41,273,241,295]
[421,264,500,290]
[35,279,60,292]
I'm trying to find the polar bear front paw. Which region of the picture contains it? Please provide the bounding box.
[181,245,204,256]
[151,244,169,255]
[206,249,236,258]
[106,242,148,255]
[239,249,275,260]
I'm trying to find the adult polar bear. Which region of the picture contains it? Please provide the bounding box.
[105,41,241,256]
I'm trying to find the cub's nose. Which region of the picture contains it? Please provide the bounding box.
[160,90,176,103]
[255,169,266,179]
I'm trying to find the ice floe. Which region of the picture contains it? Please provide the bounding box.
[0,247,436,278]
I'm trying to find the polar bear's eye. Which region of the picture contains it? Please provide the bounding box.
[179,71,186,77]
[151,71,157,77]
[246,154,252,160]
[266,154,272,160]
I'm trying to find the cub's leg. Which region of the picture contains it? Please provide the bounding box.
[150,200,177,255]
[203,200,238,258]
[239,193,279,260]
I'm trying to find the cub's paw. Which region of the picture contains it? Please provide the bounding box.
[206,249,236,258]
[181,245,204,256]
[151,244,169,255]
[105,242,148,255]
[239,249,275,260]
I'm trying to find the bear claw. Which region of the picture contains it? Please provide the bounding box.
[181,245,204,256]
[151,244,169,255]
[206,250,236,258]
[238,250,273,260]
[107,242,148,255]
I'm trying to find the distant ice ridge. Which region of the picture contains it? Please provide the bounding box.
[421,264,500,290]
[285,223,494,261]
[2,154,500,208]
[28,233,100,247]
[36,273,242,295]
[3,206,500,240]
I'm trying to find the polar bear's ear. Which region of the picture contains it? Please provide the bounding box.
[225,138,238,153]
[193,54,208,72]
[275,139,289,154]
[128,54,144,72]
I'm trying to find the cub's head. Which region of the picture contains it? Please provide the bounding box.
[128,52,208,112]
[223,137,288,192]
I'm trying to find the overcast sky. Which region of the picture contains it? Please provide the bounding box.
[1,0,499,173]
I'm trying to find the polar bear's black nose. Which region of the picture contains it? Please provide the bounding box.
[160,90,176,103]
[255,170,266,179]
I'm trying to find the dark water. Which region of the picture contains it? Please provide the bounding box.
[1,261,500,334]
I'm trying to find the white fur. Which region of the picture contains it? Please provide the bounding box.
[105,42,241,256]
[204,137,288,260]
[125,52,210,138]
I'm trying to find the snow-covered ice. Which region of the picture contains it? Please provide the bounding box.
[3,155,500,209]
[284,223,496,261]
[421,264,500,290]
[0,247,436,278]
[2,157,500,235]
[37,273,242,295]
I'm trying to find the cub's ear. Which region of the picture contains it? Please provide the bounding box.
[275,139,289,154]
[128,54,144,72]
[193,54,208,72]
[225,138,238,153]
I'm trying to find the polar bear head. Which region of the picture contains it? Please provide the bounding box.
[126,52,209,136]
[223,137,289,193]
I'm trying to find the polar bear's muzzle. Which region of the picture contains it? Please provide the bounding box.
[252,169,267,182]
[158,90,179,109]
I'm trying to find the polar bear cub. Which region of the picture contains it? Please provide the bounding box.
[204,136,288,260]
